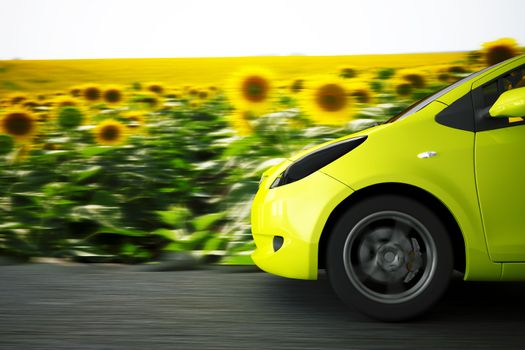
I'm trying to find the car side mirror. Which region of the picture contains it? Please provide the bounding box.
[489,86,525,118]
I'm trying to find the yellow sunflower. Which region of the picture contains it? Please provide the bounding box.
[434,66,451,83]
[435,65,468,83]
[339,66,358,79]
[482,38,521,66]
[82,85,102,102]
[289,79,305,94]
[0,110,38,143]
[347,81,374,104]
[146,82,165,95]
[103,86,124,105]
[165,89,181,99]
[187,88,199,98]
[54,96,78,109]
[70,86,82,97]
[135,92,159,109]
[229,110,254,136]
[93,119,127,146]
[22,100,40,110]
[392,79,413,97]
[228,66,275,113]
[197,90,209,100]
[398,68,427,89]
[301,79,354,125]
[189,100,201,109]
[9,93,28,105]
[448,65,467,74]
[124,112,146,133]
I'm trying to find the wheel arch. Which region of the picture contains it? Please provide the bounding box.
[318,182,466,273]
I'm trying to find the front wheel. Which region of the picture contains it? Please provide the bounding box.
[327,195,453,321]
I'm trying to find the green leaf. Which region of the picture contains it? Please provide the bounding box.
[152,228,182,241]
[92,190,118,206]
[80,146,113,157]
[0,134,14,155]
[181,230,212,250]
[203,235,227,252]
[163,242,187,252]
[70,205,121,227]
[227,241,256,254]
[220,254,254,265]
[73,165,102,182]
[96,227,147,237]
[191,212,225,231]
[155,206,191,227]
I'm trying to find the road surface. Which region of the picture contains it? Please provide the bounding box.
[0,263,524,349]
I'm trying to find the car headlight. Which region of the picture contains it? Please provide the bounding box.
[270,135,367,188]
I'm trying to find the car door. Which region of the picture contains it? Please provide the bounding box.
[474,65,525,262]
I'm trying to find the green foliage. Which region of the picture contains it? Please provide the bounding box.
[57,106,84,129]
[377,68,395,80]
[0,135,14,155]
[0,65,461,264]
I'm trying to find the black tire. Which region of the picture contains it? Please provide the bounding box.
[326,194,453,321]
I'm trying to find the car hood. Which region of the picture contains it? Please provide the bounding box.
[287,123,390,162]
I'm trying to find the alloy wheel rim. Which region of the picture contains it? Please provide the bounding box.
[342,211,437,304]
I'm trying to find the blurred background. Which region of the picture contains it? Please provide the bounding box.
[0,0,524,267]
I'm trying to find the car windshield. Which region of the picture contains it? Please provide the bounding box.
[385,59,512,123]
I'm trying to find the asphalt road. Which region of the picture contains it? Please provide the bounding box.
[1,263,524,350]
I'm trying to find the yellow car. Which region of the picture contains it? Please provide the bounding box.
[251,54,525,321]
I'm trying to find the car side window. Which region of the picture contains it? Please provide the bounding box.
[481,81,499,107]
[474,64,525,131]
[502,67,525,91]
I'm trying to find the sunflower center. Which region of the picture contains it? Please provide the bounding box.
[85,87,101,101]
[316,84,347,112]
[105,90,120,102]
[3,113,33,136]
[340,68,356,79]
[59,100,75,107]
[242,76,269,103]
[404,74,425,88]
[352,90,370,104]
[149,85,163,94]
[487,45,516,65]
[396,83,412,96]
[291,79,304,93]
[141,96,158,106]
[101,125,120,141]
[11,96,26,104]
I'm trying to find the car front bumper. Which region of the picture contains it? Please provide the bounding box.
[251,161,353,280]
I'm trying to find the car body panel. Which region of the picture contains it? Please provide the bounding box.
[252,165,353,280]
[475,121,525,261]
[501,263,525,280]
[320,101,501,280]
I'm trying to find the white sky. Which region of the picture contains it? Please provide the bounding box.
[0,0,524,60]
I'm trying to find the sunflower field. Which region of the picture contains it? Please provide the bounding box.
[0,38,522,264]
